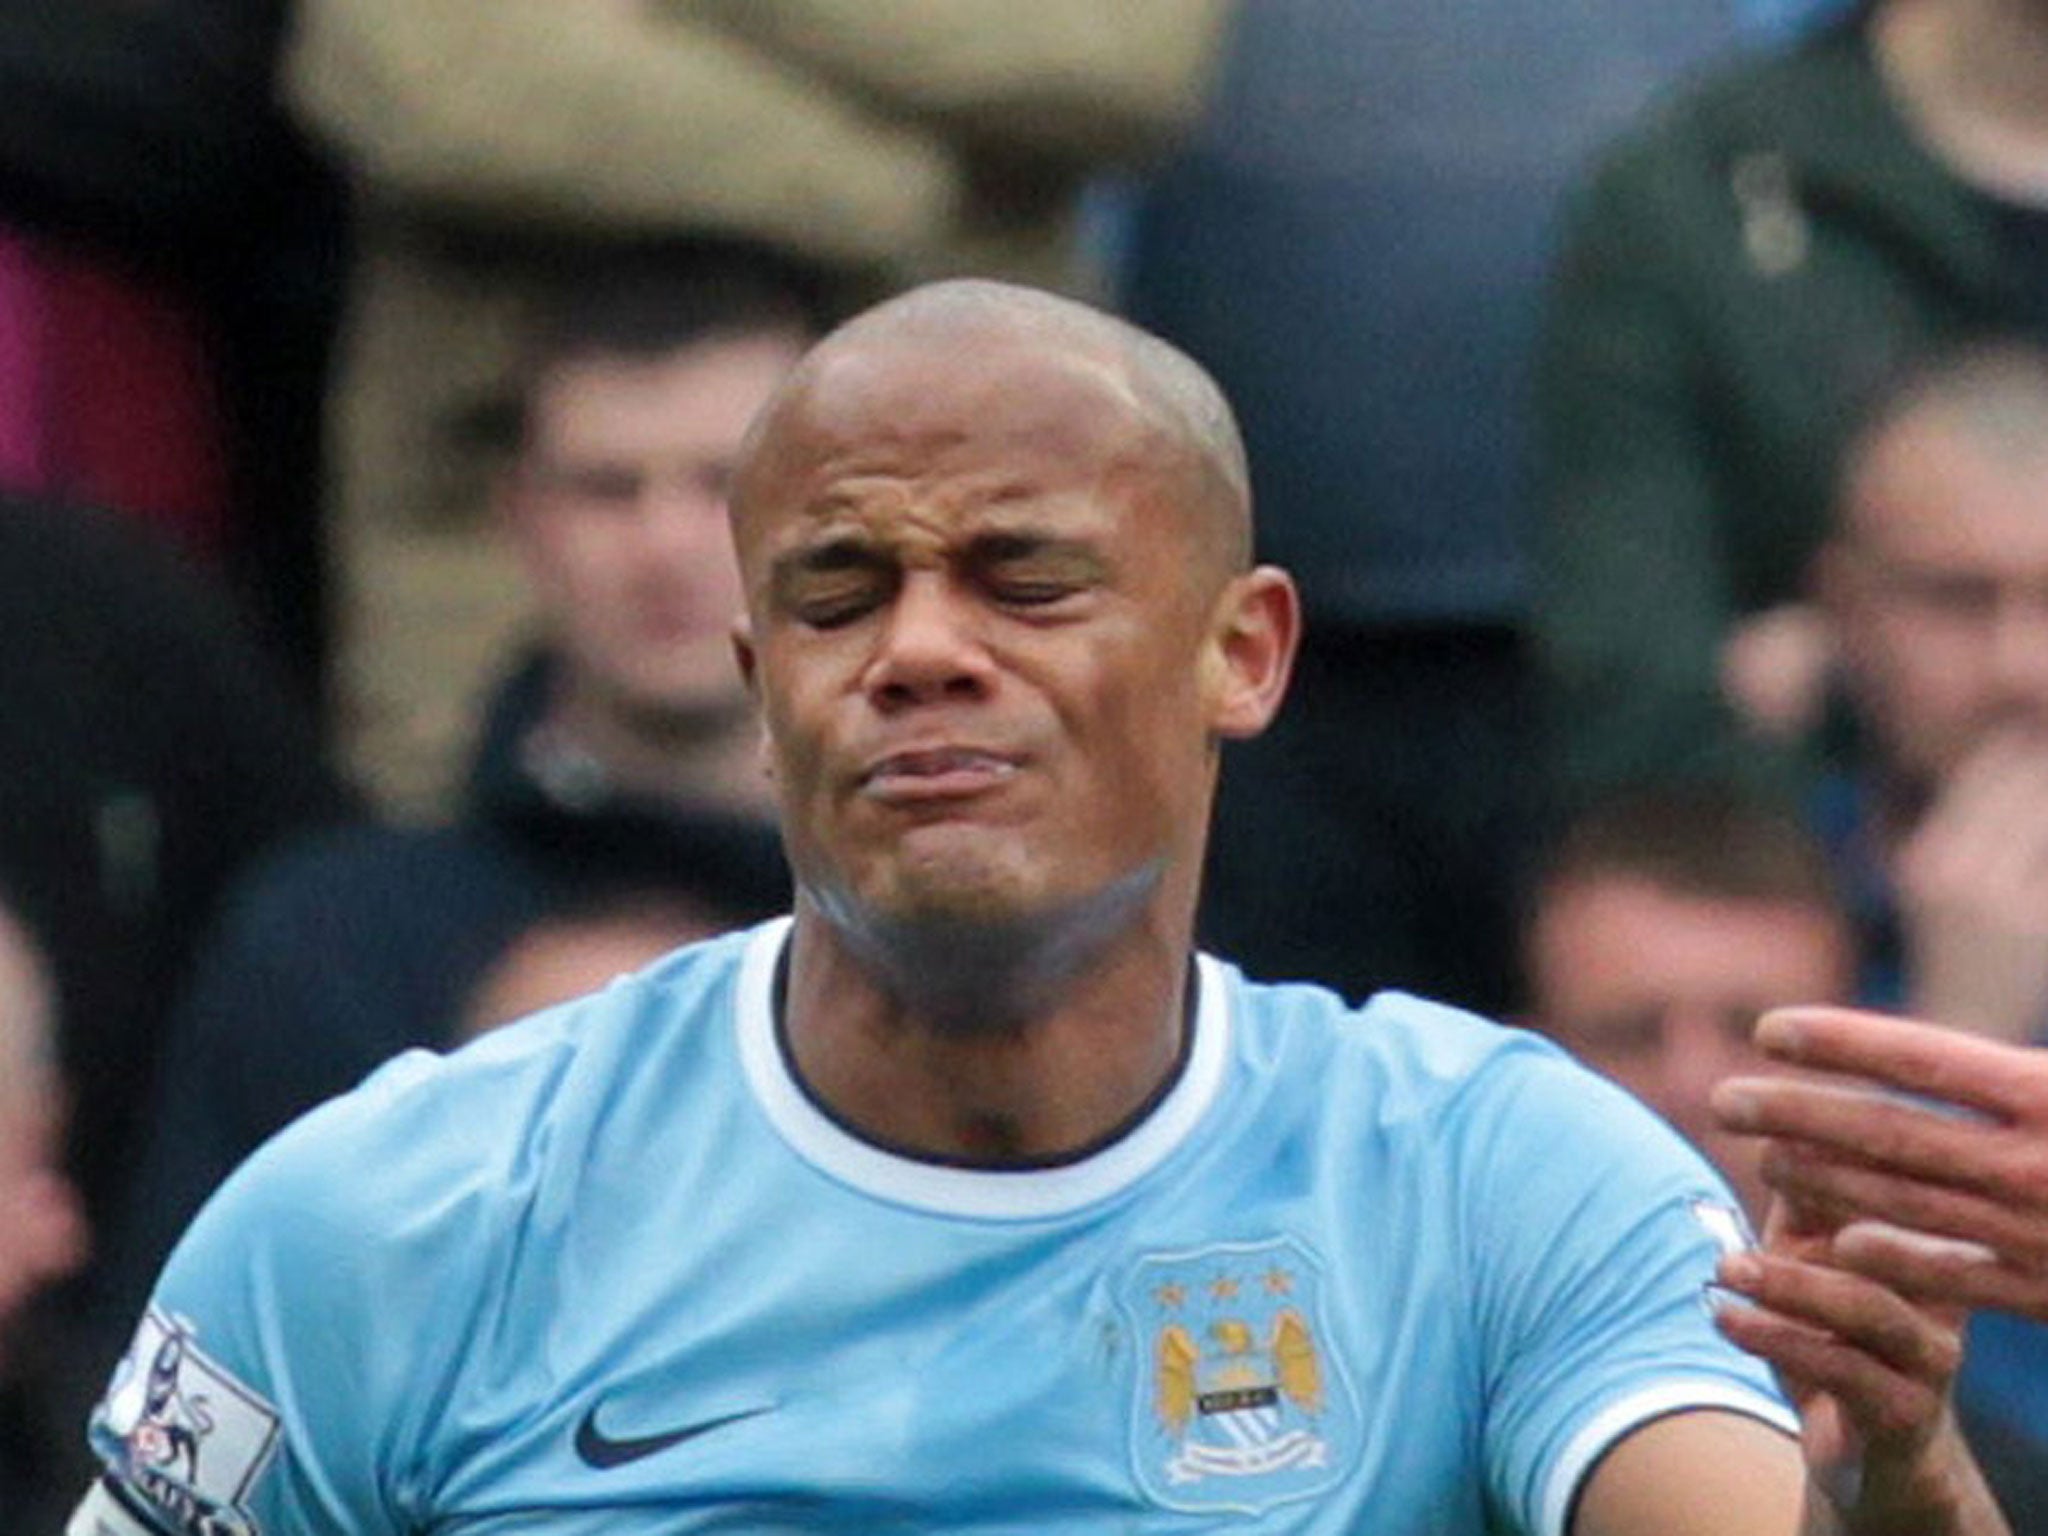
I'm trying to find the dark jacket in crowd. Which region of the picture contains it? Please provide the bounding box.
[0,496,349,1533]
[0,0,348,691]
[0,498,350,1229]
[1535,13,2043,805]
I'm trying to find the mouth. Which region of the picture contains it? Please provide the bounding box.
[859,747,1022,803]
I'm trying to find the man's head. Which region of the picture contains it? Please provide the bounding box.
[728,280,1296,996]
[1524,785,1854,1214]
[0,897,85,1364]
[1821,340,2048,800]
[500,243,835,735]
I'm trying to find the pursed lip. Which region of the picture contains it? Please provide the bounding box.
[857,746,1023,802]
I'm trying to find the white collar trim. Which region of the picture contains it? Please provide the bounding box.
[734,917,1231,1220]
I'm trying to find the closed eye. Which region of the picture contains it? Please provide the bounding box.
[772,542,899,629]
[970,534,1107,609]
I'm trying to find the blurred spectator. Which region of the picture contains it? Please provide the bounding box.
[0,897,87,1531]
[0,498,345,1527]
[0,499,350,1244]
[104,243,814,1319]
[0,0,349,696]
[1815,340,2048,1041]
[1118,1,1787,1012]
[1537,0,2048,807]
[0,900,82,1353]
[0,894,88,1529]
[280,0,1231,812]
[1810,337,2048,1528]
[1523,782,1853,1217]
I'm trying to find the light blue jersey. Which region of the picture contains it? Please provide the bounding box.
[80,919,1791,1535]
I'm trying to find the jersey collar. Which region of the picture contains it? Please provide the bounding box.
[733,917,1231,1219]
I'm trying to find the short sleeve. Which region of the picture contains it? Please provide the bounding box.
[77,1051,478,1536]
[1459,1047,1796,1535]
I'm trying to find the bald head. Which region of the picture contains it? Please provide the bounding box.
[733,279,1252,575]
[1826,338,2048,791]
[1845,340,2048,503]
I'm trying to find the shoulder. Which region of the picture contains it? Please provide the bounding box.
[1232,974,1602,1102]
[1229,972,1716,1184]
[189,923,761,1246]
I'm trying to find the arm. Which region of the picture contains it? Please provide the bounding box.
[1711,1201,2008,1536]
[1574,1404,2004,1536]
[1451,1043,1798,1533]
[688,0,1234,161]
[1715,1006,2048,1319]
[1574,1410,1805,1535]
[282,0,955,262]
[73,1046,515,1536]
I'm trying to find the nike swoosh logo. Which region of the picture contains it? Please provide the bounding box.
[573,1402,772,1470]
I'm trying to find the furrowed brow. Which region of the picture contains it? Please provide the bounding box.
[968,531,1111,580]
[768,537,895,604]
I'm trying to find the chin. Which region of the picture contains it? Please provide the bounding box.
[829,847,1162,958]
[873,851,1050,933]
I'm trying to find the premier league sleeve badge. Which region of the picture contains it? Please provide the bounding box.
[84,1309,282,1536]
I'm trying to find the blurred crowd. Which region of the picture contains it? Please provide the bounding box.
[9,0,2048,1528]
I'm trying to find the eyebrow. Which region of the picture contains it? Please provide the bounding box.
[767,537,895,607]
[965,530,1111,581]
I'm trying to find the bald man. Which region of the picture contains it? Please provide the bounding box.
[75,283,1999,1535]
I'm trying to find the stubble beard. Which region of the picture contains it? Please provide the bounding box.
[809,857,1167,1038]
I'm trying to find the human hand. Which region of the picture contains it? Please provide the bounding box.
[1712,1198,1992,1533]
[1720,601,1835,742]
[1714,1006,2048,1322]
[1894,729,2048,1045]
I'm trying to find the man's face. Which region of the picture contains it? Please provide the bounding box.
[1527,874,1852,1215]
[507,331,806,722]
[732,337,1250,944]
[1826,410,2048,792]
[0,923,85,1359]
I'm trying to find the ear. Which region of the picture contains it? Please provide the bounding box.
[730,619,782,784]
[731,617,760,697]
[1202,565,1300,740]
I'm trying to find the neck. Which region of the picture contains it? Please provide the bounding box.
[540,679,773,818]
[778,887,1196,1164]
[1877,0,2048,199]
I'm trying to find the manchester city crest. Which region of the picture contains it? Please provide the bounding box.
[1118,1237,1360,1514]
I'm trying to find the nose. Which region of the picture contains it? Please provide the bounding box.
[862,571,994,711]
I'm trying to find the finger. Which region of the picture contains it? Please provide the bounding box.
[1718,1251,1962,1386]
[1761,1193,1834,1255]
[1834,1220,2048,1323]
[1759,1143,2048,1270]
[1716,1077,2023,1201]
[1712,1301,1945,1452]
[1744,1007,2047,1121]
